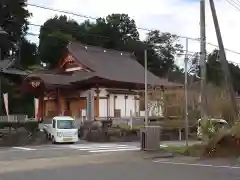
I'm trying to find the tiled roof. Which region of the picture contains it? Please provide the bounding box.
[67,42,182,87]
[0,58,28,76]
[25,42,183,88]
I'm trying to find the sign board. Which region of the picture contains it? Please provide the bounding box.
[30,81,41,88]
[65,67,82,72]
[86,89,95,121]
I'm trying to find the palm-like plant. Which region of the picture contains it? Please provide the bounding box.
[200,120,216,142]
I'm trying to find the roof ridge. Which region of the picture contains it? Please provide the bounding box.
[68,41,134,58]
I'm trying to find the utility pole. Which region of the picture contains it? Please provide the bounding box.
[200,0,207,121]
[209,0,238,121]
[144,49,148,127]
[184,38,189,147]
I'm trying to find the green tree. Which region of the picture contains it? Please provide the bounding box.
[86,14,139,48]
[39,15,77,67]
[19,38,39,68]
[105,14,139,42]
[145,30,183,76]
[39,14,140,67]
[205,49,240,93]
[206,50,223,86]
[38,14,181,77]
[0,0,31,57]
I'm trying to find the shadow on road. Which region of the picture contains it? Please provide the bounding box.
[0,128,49,147]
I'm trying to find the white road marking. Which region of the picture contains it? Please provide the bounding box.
[68,144,130,149]
[160,144,168,148]
[89,147,140,153]
[66,143,140,153]
[153,160,240,169]
[12,147,36,151]
[10,143,140,153]
[78,146,139,151]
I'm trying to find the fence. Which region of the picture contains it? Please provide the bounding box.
[111,117,144,128]
[111,116,163,129]
[0,115,29,123]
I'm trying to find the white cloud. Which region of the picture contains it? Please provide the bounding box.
[26,0,240,66]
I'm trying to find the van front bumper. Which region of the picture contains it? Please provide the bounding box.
[55,136,79,143]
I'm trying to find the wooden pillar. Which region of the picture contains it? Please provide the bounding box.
[56,88,61,115]
[124,95,128,116]
[134,96,140,116]
[113,95,117,117]
[95,88,100,117]
[134,96,137,116]
[38,94,44,121]
[106,94,110,117]
[43,97,47,117]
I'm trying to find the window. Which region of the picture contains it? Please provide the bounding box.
[52,119,56,128]
[114,109,121,117]
[57,120,75,129]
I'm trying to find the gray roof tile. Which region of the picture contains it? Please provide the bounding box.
[68,42,182,87]
[26,42,182,88]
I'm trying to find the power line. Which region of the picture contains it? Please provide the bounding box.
[26,30,195,54]
[26,30,240,67]
[28,22,240,57]
[225,0,240,11]
[27,32,39,36]
[26,3,240,57]
[27,3,98,20]
[207,42,240,55]
[28,23,112,40]
[26,3,198,41]
[28,23,198,52]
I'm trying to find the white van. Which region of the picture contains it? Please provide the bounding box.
[43,116,79,144]
[197,118,229,139]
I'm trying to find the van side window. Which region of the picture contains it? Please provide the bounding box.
[53,119,56,128]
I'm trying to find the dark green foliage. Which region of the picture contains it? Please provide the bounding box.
[0,0,31,57]
[20,38,40,68]
[39,14,183,77]
[204,49,240,93]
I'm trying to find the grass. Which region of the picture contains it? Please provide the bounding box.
[161,146,187,154]
[161,143,206,157]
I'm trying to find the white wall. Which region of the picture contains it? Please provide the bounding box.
[139,100,164,117]
[109,94,114,117]
[126,95,135,116]
[79,88,139,117]
[99,99,108,117]
[79,88,108,97]
[108,94,137,117]
[115,94,124,117]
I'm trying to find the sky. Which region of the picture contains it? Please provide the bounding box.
[26,0,240,67]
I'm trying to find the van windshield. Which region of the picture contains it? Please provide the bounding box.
[198,120,229,130]
[57,120,75,129]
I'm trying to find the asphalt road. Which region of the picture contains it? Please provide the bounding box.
[0,158,240,180]
[0,142,140,161]
[0,140,200,161]
[0,140,237,180]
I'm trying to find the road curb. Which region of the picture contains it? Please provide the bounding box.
[131,150,174,159]
[143,153,174,159]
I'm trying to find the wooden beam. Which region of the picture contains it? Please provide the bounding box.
[95,88,100,117]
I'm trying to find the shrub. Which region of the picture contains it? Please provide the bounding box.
[203,123,240,157]
[200,119,216,142]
